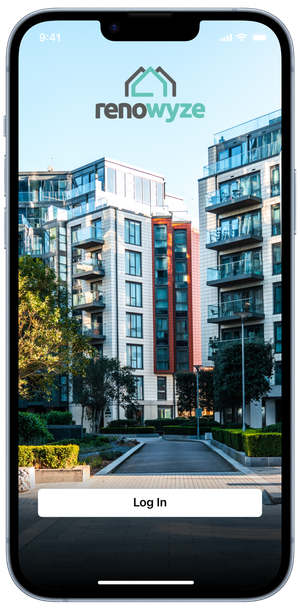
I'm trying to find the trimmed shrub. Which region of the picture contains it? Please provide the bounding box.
[144,418,216,431]
[46,435,111,446]
[106,419,139,428]
[18,412,54,445]
[211,428,224,443]
[18,445,79,469]
[262,422,282,433]
[223,429,243,451]
[46,411,73,425]
[242,433,282,457]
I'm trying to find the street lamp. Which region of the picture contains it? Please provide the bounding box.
[194,365,202,440]
[234,302,252,431]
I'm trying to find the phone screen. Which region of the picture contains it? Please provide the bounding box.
[7,10,294,601]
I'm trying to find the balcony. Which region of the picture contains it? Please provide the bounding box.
[207,259,263,287]
[18,190,67,203]
[213,110,281,144]
[206,219,262,251]
[203,139,281,176]
[72,226,104,250]
[82,322,106,340]
[73,259,105,281]
[73,290,105,312]
[207,298,264,324]
[205,187,262,215]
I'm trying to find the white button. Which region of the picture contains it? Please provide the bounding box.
[38,489,262,518]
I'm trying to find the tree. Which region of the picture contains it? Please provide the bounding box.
[72,356,139,430]
[18,411,54,445]
[175,369,214,418]
[18,256,93,400]
[211,337,275,421]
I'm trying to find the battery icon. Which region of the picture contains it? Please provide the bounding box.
[253,34,267,41]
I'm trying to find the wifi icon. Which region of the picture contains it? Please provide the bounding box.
[236,33,247,42]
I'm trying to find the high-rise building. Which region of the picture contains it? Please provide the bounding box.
[18,157,201,427]
[198,110,282,428]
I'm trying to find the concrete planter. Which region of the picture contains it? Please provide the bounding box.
[35,465,90,483]
[211,439,282,467]
[19,466,36,492]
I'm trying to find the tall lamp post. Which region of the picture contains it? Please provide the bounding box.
[194,365,202,440]
[234,303,252,431]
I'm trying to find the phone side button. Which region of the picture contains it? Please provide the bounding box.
[294,169,297,235]
[3,115,6,138]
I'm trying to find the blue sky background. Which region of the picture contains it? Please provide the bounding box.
[19,19,281,219]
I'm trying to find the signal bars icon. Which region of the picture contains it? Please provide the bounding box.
[220,34,232,42]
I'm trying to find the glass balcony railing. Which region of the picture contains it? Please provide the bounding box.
[203,139,281,176]
[208,298,264,321]
[18,214,31,228]
[214,110,281,144]
[72,226,103,244]
[67,197,108,220]
[207,259,263,283]
[73,290,105,308]
[82,322,106,338]
[65,180,96,200]
[207,219,262,246]
[205,183,261,208]
[72,259,105,276]
[18,190,67,203]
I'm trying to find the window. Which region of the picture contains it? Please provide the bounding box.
[156,318,168,345]
[71,225,81,244]
[125,250,141,276]
[94,344,103,357]
[59,255,67,281]
[60,376,68,402]
[59,226,66,251]
[134,176,142,202]
[154,225,167,254]
[158,406,172,419]
[274,361,282,385]
[274,322,282,353]
[156,348,169,370]
[157,377,167,400]
[219,172,261,201]
[271,165,280,196]
[157,182,163,206]
[107,167,116,193]
[155,257,168,284]
[134,376,144,400]
[271,204,281,236]
[143,179,151,204]
[273,283,282,314]
[126,345,143,369]
[272,243,282,274]
[126,313,143,338]
[174,229,187,258]
[156,287,168,314]
[125,282,142,307]
[176,319,188,345]
[176,349,189,371]
[175,260,187,283]
[125,219,141,245]
[175,289,188,313]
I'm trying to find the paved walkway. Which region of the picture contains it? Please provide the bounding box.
[17,440,282,595]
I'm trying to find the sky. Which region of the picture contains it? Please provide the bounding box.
[19,19,281,220]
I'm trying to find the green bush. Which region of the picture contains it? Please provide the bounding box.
[223,429,243,451]
[102,427,155,435]
[46,411,73,425]
[100,449,123,461]
[46,435,111,447]
[18,444,79,468]
[106,419,139,428]
[18,412,54,445]
[242,433,282,457]
[262,422,282,433]
[145,418,215,431]
[211,428,224,443]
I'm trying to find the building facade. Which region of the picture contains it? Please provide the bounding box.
[18,158,201,427]
[198,110,282,427]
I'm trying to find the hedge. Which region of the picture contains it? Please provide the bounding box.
[145,418,216,431]
[212,428,282,457]
[106,419,139,428]
[46,436,111,446]
[46,411,73,425]
[18,445,79,469]
[242,433,282,457]
[102,427,156,435]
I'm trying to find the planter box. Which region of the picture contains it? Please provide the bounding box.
[211,439,282,467]
[35,465,90,483]
[19,466,36,492]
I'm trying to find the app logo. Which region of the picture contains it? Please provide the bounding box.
[95,67,205,122]
[125,66,176,97]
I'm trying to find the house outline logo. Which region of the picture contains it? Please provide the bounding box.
[125,66,177,98]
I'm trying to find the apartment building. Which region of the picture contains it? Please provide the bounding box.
[18,158,201,427]
[198,110,282,428]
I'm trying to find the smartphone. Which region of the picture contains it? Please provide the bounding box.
[6,8,295,602]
